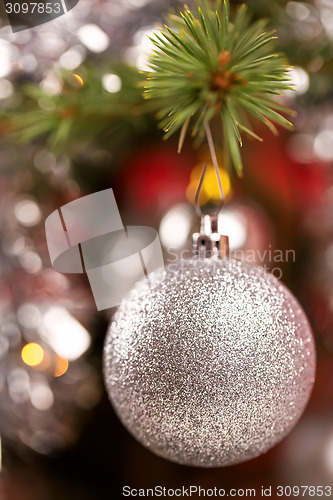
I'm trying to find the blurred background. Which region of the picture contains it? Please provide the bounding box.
[0,0,333,498]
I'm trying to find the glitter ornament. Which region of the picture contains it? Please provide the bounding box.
[103,220,316,466]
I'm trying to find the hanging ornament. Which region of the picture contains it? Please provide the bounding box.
[103,125,316,467]
[103,1,316,466]
[104,225,315,467]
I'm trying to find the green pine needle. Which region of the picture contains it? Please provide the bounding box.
[144,1,295,174]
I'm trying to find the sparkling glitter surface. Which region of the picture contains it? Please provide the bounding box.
[103,259,316,467]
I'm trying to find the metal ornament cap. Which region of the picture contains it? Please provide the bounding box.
[192,214,229,259]
[103,258,316,467]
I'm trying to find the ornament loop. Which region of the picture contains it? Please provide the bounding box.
[193,122,229,259]
[194,121,225,218]
[192,214,229,259]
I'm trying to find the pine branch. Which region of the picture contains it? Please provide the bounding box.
[144,0,295,174]
[7,63,151,155]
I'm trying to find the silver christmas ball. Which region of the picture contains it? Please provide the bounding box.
[103,258,316,467]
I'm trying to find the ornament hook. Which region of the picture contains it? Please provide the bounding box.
[192,121,229,259]
[194,121,225,219]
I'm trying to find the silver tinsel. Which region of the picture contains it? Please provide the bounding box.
[103,258,316,467]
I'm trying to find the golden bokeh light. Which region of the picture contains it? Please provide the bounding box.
[72,74,84,86]
[21,343,44,367]
[54,356,69,378]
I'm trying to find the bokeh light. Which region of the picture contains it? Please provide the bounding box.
[72,73,84,86]
[19,251,43,274]
[159,204,192,249]
[287,66,310,95]
[17,303,42,329]
[0,79,14,100]
[21,343,45,367]
[40,71,62,96]
[0,40,12,79]
[54,356,69,378]
[314,129,333,161]
[42,307,91,361]
[286,2,311,21]
[14,199,42,227]
[102,74,122,93]
[59,48,85,70]
[77,24,110,53]
[125,26,157,70]
[30,381,54,411]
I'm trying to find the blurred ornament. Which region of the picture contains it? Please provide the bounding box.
[118,143,195,216]
[245,125,328,216]
[104,213,315,467]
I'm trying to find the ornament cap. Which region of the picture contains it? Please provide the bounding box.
[192,214,229,259]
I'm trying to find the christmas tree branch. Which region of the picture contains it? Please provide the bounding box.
[144,0,295,174]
